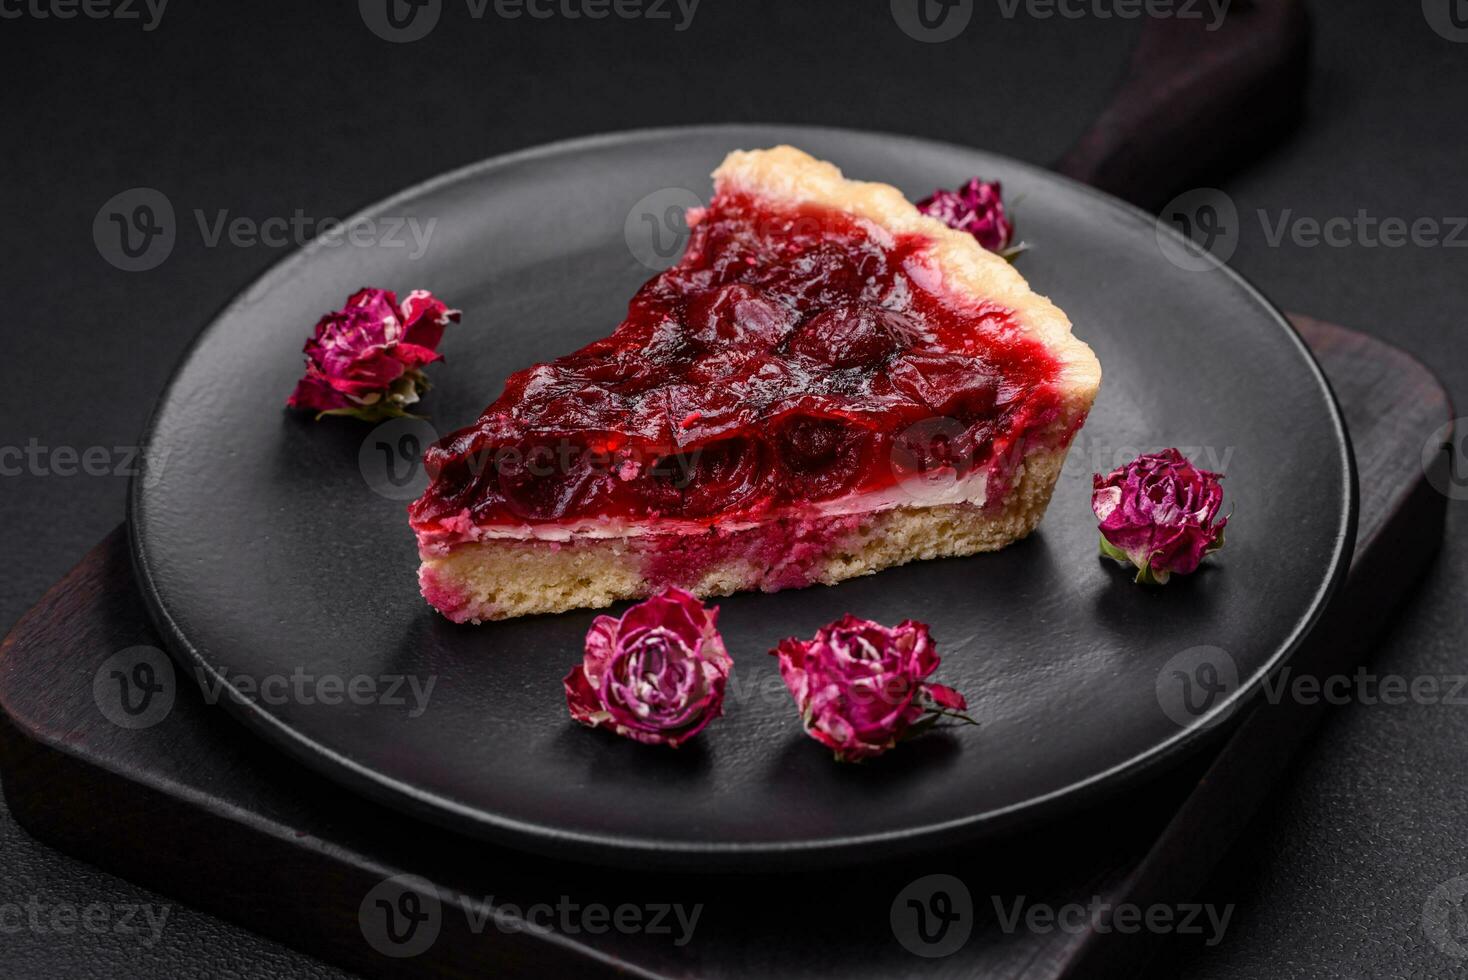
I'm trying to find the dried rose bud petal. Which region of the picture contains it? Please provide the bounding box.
[917,178,1017,254]
[287,287,460,422]
[564,588,732,747]
[771,615,972,763]
[1092,448,1228,585]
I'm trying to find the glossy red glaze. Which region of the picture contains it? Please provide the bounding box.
[410,193,1063,533]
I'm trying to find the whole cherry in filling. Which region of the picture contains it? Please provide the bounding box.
[411,193,1063,531]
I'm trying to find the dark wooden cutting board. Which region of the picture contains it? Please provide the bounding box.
[0,317,1451,978]
[8,3,1449,975]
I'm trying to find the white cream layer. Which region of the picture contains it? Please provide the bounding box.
[422,468,990,546]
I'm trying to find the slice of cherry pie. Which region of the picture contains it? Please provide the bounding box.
[409,146,1101,622]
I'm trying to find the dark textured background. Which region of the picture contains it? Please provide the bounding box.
[1,1,1464,977]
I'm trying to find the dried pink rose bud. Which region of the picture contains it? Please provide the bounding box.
[287,287,460,422]
[916,178,1017,254]
[564,588,732,747]
[771,616,971,763]
[1092,448,1228,585]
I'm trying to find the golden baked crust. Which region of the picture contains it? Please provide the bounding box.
[419,447,1068,622]
[714,146,1102,409]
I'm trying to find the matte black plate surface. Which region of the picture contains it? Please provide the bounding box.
[130,125,1355,870]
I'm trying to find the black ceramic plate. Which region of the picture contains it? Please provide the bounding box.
[130,125,1355,870]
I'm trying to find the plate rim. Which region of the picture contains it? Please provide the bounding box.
[128,123,1359,869]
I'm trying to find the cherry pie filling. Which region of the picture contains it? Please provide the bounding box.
[410,193,1067,542]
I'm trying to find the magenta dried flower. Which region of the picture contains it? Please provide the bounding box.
[771,616,971,763]
[917,178,1017,255]
[1092,448,1228,585]
[287,287,460,422]
[564,588,732,747]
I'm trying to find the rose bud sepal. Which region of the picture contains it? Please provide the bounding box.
[1099,530,1226,585]
[1092,448,1229,586]
[314,370,432,423]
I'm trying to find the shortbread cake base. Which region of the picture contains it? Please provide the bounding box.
[411,145,1102,623]
[419,449,1067,623]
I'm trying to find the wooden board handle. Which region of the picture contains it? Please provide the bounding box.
[1054,0,1310,211]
